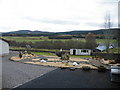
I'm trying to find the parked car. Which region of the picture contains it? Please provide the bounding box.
[110,65,120,82]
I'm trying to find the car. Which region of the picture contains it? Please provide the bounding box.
[110,65,120,82]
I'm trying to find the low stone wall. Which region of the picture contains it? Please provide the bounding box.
[92,53,120,60]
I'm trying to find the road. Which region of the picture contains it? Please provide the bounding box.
[2,51,56,89]
[15,68,120,88]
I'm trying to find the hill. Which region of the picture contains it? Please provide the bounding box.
[1,28,119,36]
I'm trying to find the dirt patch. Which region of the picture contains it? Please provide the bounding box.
[22,61,97,69]
[10,54,97,69]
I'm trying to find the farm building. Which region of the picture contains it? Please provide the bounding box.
[70,49,92,55]
[0,38,9,56]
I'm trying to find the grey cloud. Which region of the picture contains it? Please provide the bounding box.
[23,16,80,25]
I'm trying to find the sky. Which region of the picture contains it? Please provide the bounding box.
[0,0,119,32]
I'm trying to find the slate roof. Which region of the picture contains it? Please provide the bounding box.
[0,37,9,43]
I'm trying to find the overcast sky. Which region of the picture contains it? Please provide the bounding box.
[0,0,119,32]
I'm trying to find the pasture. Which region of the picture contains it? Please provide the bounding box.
[2,36,117,43]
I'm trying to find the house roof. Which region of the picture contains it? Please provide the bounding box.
[96,44,116,51]
[0,37,9,43]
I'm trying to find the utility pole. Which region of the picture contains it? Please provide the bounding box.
[118,1,120,27]
[104,13,112,54]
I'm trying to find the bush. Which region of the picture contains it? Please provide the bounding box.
[97,65,106,72]
[40,57,48,60]
[56,51,70,60]
[104,58,108,60]
[92,56,95,59]
[82,66,91,71]
[109,60,117,64]
[115,59,120,63]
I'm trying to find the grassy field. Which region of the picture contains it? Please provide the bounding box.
[3,36,48,42]
[3,36,117,43]
[10,46,60,52]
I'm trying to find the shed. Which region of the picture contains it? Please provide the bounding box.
[70,49,92,55]
[0,38,9,56]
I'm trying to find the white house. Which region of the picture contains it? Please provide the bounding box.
[70,49,92,55]
[0,38,9,56]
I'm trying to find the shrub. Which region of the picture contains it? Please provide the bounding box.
[104,58,108,60]
[97,65,106,72]
[82,66,91,71]
[109,60,117,64]
[115,59,120,63]
[40,57,48,60]
[92,56,95,59]
[56,51,70,60]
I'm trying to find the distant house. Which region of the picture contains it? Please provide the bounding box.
[70,49,92,55]
[0,38,9,56]
[96,43,117,52]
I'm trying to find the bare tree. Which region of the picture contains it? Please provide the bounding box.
[85,33,97,50]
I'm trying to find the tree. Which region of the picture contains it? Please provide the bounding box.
[85,33,97,50]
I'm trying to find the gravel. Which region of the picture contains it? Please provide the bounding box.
[2,51,56,89]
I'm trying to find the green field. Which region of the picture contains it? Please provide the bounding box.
[10,46,60,52]
[2,36,117,43]
[30,51,92,58]
[31,52,56,56]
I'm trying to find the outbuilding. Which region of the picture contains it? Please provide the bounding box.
[0,38,9,56]
[70,49,92,55]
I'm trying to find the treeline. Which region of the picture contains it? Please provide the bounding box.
[9,40,87,50]
[48,36,72,39]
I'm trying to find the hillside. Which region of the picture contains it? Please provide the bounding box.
[1,28,119,36]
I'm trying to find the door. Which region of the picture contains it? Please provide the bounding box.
[73,49,76,55]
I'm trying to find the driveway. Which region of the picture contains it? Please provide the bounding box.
[2,51,56,89]
[15,68,120,88]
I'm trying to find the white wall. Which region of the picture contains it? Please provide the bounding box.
[70,49,91,55]
[70,49,73,55]
[0,39,9,56]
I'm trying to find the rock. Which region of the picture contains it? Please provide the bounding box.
[40,60,47,63]
[69,67,76,71]
[72,62,78,66]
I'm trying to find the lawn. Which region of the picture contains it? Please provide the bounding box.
[31,52,56,56]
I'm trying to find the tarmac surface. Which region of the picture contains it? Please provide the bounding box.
[2,51,56,89]
[14,68,120,88]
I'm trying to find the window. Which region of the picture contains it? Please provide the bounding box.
[81,50,88,53]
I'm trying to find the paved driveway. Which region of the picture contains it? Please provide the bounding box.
[15,68,120,88]
[2,51,56,89]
